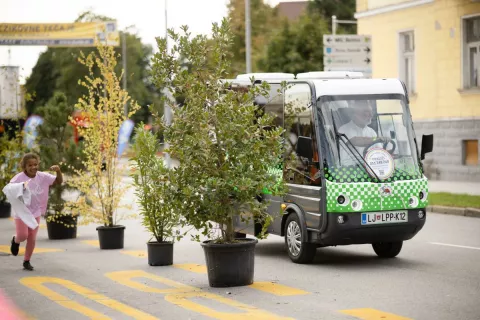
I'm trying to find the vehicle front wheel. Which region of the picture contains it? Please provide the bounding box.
[284,214,316,264]
[372,241,403,258]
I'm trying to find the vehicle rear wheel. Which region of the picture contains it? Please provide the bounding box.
[372,241,403,258]
[284,214,316,264]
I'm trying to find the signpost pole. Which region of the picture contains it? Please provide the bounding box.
[332,15,337,35]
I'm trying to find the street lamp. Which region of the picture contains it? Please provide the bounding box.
[163,0,172,169]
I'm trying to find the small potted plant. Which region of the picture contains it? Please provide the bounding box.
[151,20,286,287]
[0,129,24,218]
[66,42,140,249]
[130,125,182,266]
[35,92,85,239]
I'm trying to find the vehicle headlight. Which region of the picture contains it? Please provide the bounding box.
[409,196,419,208]
[419,190,427,201]
[351,199,363,211]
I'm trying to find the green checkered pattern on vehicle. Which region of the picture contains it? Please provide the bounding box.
[326,177,429,213]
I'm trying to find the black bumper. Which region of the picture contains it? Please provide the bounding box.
[313,209,426,246]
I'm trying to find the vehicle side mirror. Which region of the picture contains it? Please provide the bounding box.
[421,134,433,160]
[296,136,313,160]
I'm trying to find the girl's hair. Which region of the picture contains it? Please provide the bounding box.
[20,153,40,170]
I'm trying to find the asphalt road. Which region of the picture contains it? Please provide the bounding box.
[1,190,479,320]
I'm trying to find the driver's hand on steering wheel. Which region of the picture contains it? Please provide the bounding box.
[375,136,392,144]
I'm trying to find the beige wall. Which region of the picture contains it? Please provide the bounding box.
[357,0,480,120]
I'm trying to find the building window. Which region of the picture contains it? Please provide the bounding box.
[464,16,480,89]
[463,140,479,166]
[399,31,416,94]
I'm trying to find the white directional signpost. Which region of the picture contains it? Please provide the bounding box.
[323,34,372,78]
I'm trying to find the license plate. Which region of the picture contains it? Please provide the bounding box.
[361,211,408,225]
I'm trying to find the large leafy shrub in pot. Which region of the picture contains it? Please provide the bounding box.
[151,19,288,286]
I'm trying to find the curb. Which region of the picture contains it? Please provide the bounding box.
[427,205,480,218]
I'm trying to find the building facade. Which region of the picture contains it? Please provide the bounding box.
[355,0,480,181]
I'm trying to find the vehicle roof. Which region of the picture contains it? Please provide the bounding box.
[312,78,405,96]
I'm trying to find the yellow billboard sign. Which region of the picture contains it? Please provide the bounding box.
[0,22,119,47]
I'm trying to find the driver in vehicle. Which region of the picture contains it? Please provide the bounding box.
[338,100,391,165]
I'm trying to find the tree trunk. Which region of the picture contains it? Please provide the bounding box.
[225,216,234,243]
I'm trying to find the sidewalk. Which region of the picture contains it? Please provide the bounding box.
[427,179,480,218]
[428,180,480,196]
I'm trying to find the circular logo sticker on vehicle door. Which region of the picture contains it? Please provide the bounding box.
[364,148,395,180]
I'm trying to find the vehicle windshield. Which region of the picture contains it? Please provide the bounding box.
[317,94,423,183]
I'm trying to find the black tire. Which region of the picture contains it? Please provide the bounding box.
[372,241,403,258]
[284,214,316,264]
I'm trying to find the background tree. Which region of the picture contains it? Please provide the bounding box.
[24,11,162,124]
[258,12,329,74]
[226,0,279,75]
[35,92,85,225]
[309,0,357,34]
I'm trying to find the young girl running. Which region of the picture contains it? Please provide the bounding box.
[5,153,62,270]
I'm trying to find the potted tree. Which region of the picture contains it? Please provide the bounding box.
[0,128,24,218]
[151,20,286,287]
[35,92,85,239]
[66,42,140,249]
[130,125,182,266]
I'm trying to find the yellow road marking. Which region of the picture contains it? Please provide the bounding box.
[121,250,147,257]
[81,240,99,247]
[248,282,310,296]
[341,308,412,320]
[20,277,158,320]
[119,253,207,274]
[106,270,293,320]
[173,263,207,274]
[0,245,63,256]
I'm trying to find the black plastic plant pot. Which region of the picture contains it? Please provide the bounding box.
[0,202,11,218]
[96,225,125,249]
[147,241,173,266]
[201,238,258,288]
[46,216,78,240]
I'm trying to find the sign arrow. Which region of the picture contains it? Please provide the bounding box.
[364,58,371,64]
[364,47,371,53]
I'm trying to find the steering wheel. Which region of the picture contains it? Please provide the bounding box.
[363,138,396,158]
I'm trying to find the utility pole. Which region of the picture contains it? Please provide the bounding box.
[245,0,252,73]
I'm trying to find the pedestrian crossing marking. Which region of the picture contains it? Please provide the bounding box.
[20,276,158,320]
[249,282,310,296]
[106,270,293,320]
[0,245,63,256]
[341,308,412,320]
